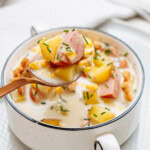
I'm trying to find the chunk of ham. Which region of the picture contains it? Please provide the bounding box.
[29,87,46,103]
[54,30,85,66]
[120,59,128,68]
[101,47,121,57]
[99,69,121,99]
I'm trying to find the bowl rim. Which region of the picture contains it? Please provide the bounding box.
[1,26,145,131]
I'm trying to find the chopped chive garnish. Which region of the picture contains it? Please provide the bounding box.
[105,107,110,111]
[37,39,41,44]
[41,102,46,104]
[86,92,89,99]
[72,90,76,93]
[93,114,97,117]
[49,60,51,63]
[60,95,67,103]
[101,112,106,115]
[90,94,94,98]
[134,89,137,93]
[66,47,72,52]
[82,35,89,45]
[51,106,54,110]
[57,53,59,60]
[112,73,115,79]
[94,56,98,60]
[88,123,91,126]
[104,43,109,47]
[105,84,109,88]
[72,28,75,31]
[43,42,49,47]
[47,47,52,53]
[84,118,90,120]
[34,91,37,96]
[105,49,112,55]
[87,75,92,79]
[107,62,112,66]
[123,52,128,57]
[102,58,105,61]
[60,106,69,112]
[88,109,90,111]
[62,43,69,46]
[64,30,69,32]
[95,51,101,57]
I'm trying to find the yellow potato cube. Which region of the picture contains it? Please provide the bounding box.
[84,37,93,47]
[50,73,55,78]
[83,91,99,104]
[55,87,63,94]
[41,119,61,126]
[33,84,51,94]
[93,58,104,67]
[86,84,98,91]
[39,36,62,62]
[90,65,112,83]
[88,105,115,125]
[40,60,48,68]
[83,67,92,73]
[29,62,40,70]
[54,65,76,81]
[78,58,92,67]
[11,91,26,102]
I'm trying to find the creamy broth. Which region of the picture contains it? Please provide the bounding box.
[11,29,137,128]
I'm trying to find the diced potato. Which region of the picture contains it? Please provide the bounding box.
[55,87,63,94]
[88,105,115,125]
[40,60,48,68]
[83,67,92,73]
[29,62,40,70]
[39,36,62,62]
[54,65,76,81]
[93,58,104,67]
[84,47,94,58]
[11,91,26,102]
[90,65,112,83]
[50,73,55,78]
[66,51,77,61]
[41,119,61,126]
[84,37,93,47]
[83,91,99,104]
[85,84,98,91]
[32,84,51,95]
[78,58,92,67]
[94,41,102,50]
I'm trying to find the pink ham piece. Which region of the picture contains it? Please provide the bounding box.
[99,69,121,99]
[101,47,121,57]
[54,29,85,66]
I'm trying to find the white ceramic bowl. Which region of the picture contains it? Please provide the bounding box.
[1,28,145,150]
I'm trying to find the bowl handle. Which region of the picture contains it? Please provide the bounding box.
[94,134,120,150]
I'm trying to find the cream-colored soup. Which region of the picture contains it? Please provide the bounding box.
[11,29,137,128]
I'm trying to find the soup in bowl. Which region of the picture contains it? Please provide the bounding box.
[2,28,144,150]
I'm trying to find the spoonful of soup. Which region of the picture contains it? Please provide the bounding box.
[0,29,85,98]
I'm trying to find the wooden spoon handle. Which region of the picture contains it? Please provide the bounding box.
[0,78,32,98]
